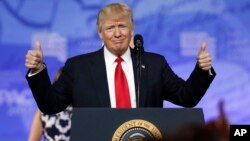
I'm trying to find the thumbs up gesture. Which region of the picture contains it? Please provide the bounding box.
[25,41,44,73]
[197,42,212,71]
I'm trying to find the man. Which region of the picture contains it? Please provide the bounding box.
[25,3,216,114]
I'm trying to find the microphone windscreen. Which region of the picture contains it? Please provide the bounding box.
[134,34,143,46]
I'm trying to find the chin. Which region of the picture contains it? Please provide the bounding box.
[114,48,126,56]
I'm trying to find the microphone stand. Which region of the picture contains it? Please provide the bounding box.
[135,42,143,108]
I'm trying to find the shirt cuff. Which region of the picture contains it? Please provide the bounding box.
[208,69,213,76]
[27,65,46,77]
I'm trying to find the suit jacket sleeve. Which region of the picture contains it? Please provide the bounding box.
[160,55,216,107]
[26,61,73,114]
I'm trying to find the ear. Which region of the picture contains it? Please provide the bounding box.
[131,28,134,36]
[98,31,103,40]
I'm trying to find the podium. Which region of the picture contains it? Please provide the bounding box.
[70,108,204,141]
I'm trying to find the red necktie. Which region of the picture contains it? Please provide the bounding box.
[115,56,131,108]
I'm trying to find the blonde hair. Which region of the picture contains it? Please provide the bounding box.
[53,67,63,83]
[96,3,134,32]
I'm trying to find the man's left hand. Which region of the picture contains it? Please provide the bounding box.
[197,42,212,71]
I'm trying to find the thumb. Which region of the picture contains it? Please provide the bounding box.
[35,40,43,58]
[198,42,207,55]
[35,40,42,51]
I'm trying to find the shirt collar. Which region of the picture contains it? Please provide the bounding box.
[104,46,131,66]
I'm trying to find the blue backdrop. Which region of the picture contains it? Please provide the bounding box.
[1,0,250,140]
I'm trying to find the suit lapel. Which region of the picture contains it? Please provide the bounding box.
[89,48,111,107]
[131,48,147,107]
[89,47,147,107]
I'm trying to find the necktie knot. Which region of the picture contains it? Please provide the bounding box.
[116,56,123,64]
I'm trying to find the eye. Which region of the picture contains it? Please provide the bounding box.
[119,25,127,28]
[105,26,115,31]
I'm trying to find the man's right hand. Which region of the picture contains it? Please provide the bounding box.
[25,41,44,73]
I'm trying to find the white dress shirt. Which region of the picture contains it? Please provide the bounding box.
[104,47,136,108]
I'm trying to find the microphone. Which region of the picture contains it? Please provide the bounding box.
[133,34,144,108]
[133,34,144,54]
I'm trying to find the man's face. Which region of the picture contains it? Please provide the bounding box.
[98,17,134,56]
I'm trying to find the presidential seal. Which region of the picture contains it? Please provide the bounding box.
[112,119,162,141]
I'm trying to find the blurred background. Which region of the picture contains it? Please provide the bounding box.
[0,0,250,140]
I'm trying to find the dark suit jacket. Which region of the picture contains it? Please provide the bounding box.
[26,47,215,114]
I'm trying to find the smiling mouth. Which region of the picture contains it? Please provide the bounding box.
[113,41,123,44]
[113,38,124,42]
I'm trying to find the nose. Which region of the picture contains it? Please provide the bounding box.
[114,27,121,38]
